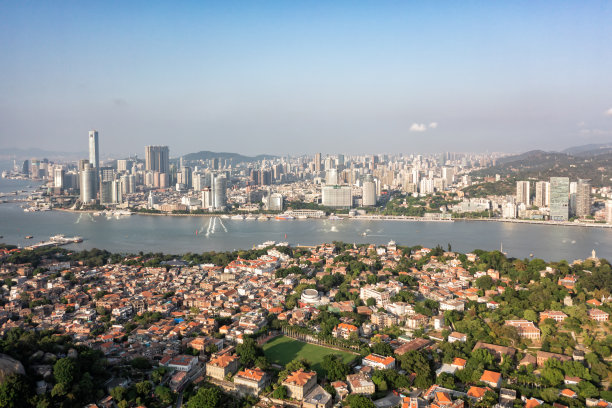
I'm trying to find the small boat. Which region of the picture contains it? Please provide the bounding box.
[275,214,295,220]
[329,215,343,220]
[25,235,33,239]
[245,215,256,220]
[231,214,245,220]
[362,232,367,236]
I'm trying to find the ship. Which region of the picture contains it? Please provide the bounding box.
[275,214,295,220]
[328,214,343,220]
[231,214,245,220]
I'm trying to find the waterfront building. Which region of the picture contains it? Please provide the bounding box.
[145,145,170,174]
[53,166,64,189]
[80,163,96,204]
[550,177,569,221]
[362,179,376,206]
[534,181,550,207]
[516,181,530,206]
[321,185,352,208]
[606,200,612,224]
[99,181,113,204]
[576,179,591,218]
[212,174,227,210]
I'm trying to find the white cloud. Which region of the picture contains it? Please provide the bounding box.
[410,123,427,132]
[429,122,438,129]
[605,108,612,117]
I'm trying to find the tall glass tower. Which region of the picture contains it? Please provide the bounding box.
[88,130,99,169]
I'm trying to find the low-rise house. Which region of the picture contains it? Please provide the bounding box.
[588,309,609,322]
[504,320,541,340]
[448,332,467,343]
[206,354,239,380]
[536,351,572,367]
[346,373,375,395]
[362,354,395,370]
[234,367,268,395]
[480,370,501,388]
[282,369,317,400]
[332,323,358,339]
[164,354,198,372]
[540,310,567,322]
[303,384,332,408]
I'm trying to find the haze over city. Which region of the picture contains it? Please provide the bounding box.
[1,1,612,156]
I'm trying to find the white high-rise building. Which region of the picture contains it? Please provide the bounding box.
[326,168,338,185]
[362,180,376,206]
[516,181,530,206]
[211,174,227,210]
[88,130,99,169]
[606,200,612,224]
[322,185,352,208]
[576,179,591,218]
[53,166,65,189]
[534,181,550,207]
[442,167,454,187]
[80,164,96,204]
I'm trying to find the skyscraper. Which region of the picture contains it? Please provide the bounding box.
[314,153,322,173]
[145,145,170,175]
[211,174,227,210]
[516,181,530,206]
[550,177,569,221]
[88,130,99,169]
[576,179,591,218]
[80,163,96,204]
[534,181,550,207]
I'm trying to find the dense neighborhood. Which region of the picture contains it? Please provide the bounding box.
[0,240,610,408]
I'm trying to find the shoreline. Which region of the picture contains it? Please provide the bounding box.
[51,207,612,229]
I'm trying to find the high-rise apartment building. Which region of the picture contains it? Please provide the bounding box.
[606,201,612,224]
[145,145,170,175]
[314,153,322,173]
[362,179,376,206]
[88,130,99,169]
[322,185,352,208]
[550,177,569,221]
[211,174,227,210]
[516,181,530,206]
[534,181,550,207]
[575,179,591,218]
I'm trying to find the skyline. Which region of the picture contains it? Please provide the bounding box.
[1,1,612,155]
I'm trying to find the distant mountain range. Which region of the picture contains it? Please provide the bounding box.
[181,150,278,164]
[473,142,612,187]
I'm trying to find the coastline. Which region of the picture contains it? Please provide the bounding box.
[51,207,612,228]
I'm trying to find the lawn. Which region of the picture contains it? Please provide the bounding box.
[262,336,357,376]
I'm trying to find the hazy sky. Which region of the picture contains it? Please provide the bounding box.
[1,1,611,157]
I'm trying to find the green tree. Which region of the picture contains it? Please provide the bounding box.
[186,386,221,408]
[135,381,152,397]
[272,385,288,399]
[53,357,78,385]
[154,385,174,405]
[322,354,350,381]
[236,337,264,367]
[366,298,376,307]
[345,394,375,408]
[0,374,32,408]
[110,386,126,402]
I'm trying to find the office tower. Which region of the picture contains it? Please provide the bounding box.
[212,174,227,210]
[99,181,113,204]
[88,130,99,169]
[326,168,338,185]
[212,157,220,170]
[550,177,569,221]
[606,201,612,224]
[569,181,577,216]
[516,181,530,206]
[534,181,550,207]
[576,179,591,218]
[53,167,65,189]
[145,145,170,174]
[80,164,96,204]
[362,175,376,206]
[117,159,132,172]
[21,160,29,175]
[201,187,213,209]
[336,154,345,171]
[99,167,114,182]
[179,166,192,189]
[324,156,334,171]
[442,167,454,187]
[112,180,122,204]
[314,153,322,173]
[321,185,352,208]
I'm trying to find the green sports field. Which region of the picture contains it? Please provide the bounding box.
[262,336,357,376]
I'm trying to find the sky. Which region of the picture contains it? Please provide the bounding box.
[1,1,611,157]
